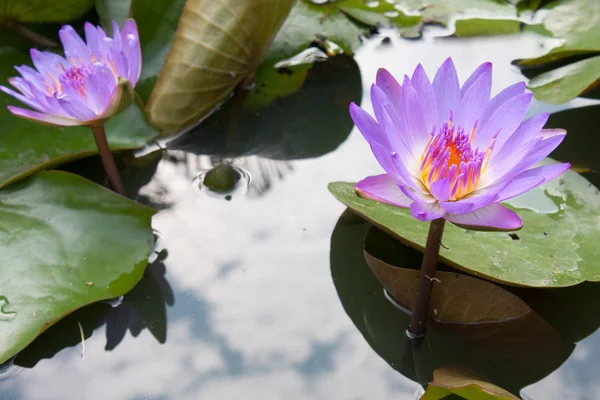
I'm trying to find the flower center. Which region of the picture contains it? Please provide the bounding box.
[420,121,494,201]
[60,64,94,98]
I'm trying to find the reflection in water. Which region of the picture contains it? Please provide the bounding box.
[330,211,600,396]
[193,162,252,201]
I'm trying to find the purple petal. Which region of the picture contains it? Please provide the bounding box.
[7,106,81,126]
[112,21,123,51]
[411,64,437,134]
[475,93,533,150]
[410,201,446,221]
[376,68,401,107]
[355,174,412,208]
[400,185,436,204]
[59,25,91,64]
[514,162,570,183]
[350,102,386,145]
[460,62,492,98]
[454,64,492,133]
[445,203,522,231]
[121,19,141,85]
[56,94,96,121]
[483,113,549,185]
[85,73,111,114]
[429,177,451,202]
[15,65,47,92]
[8,77,34,97]
[440,185,505,214]
[432,57,460,125]
[497,175,544,202]
[506,134,567,178]
[112,50,129,79]
[480,81,526,126]
[401,75,429,150]
[539,128,566,139]
[370,140,421,190]
[0,85,45,112]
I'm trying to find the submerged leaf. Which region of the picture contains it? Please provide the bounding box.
[421,367,519,400]
[145,0,296,135]
[0,171,156,364]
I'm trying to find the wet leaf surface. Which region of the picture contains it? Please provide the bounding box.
[329,159,600,288]
[169,55,361,160]
[519,0,600,66]
[0,171,156,364]
[330,212,567,394]
[95,0,132,35]
[420,367,519,400]
[0,50,158,190]
[527,55,600,104]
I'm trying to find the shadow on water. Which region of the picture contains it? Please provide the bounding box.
[330,210,600,396]
[13,257,173,368]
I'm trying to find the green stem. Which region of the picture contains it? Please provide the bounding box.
[408,218,446,337]
[90,125,126,196]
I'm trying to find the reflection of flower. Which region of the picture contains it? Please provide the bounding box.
[351,58,569,230]
[1,20,140,127]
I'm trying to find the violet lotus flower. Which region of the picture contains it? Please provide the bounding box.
[351,58,569,231]
[0,19,141,127]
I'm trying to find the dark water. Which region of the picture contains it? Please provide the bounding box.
[1,28,600,399]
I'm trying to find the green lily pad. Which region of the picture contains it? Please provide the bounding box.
[518,0,600,66]
[421,367,519,400]
[0,0,94,22]
[527,55,600,104]
[0,170,156,364]
[328,160,600,288]
[0,49,158,190]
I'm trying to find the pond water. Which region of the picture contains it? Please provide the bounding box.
[1,27,600,399]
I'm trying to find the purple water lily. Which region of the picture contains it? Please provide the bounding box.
[351,58,569,231]
[0,19,141,127]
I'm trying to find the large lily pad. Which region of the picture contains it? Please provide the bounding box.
[0,50,158,190]
[527,55,600,104]
[328,160,600,288]
[421,367,519,400]
[144,0,296,135]
[518,0,600,66]
[0,171,156,364]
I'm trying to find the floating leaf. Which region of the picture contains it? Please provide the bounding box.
[420,367,519,400]
[518,0,600,66]
[364,227,532,325]
[328,159,600,287]
[145,0,296,135]
[0,50,158,190]
[0,0,94,22]
[330,213,566,394]
[95,0,132,35]
[0,171,156,364]
[527,55,600,104]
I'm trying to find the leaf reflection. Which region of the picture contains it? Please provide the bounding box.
[329,211,583,395]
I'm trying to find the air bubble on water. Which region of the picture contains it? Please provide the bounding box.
[365,0,379,8]
[193,163,251,201]
[384,10,399,17]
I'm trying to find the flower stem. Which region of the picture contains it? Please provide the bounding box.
[90,125,126,196]
[408,218,446,337]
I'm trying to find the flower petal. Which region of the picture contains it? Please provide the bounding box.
[350,102,386,145]
[440,184,505,214]
[454,64,492,134]
[497,175,544,202]
[410,201,446,221]
[460,62,492,98]
[480,81,526,126]
[474,93,533,150]
[432,57,460,125]
[401,75,429,150]
[85,72,112,114]
[400,184,436,203]
[59,25,91,63]
[376,68,401,107]
[505,133,567,178]
[121,19,141,85]
[7,106,81,126]
[429,176,451,202]
[445,203,522,231]
[56,94,96,121]
[411,63,437,134]
[0,85,45,112]
[355,174,412,208]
